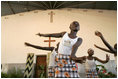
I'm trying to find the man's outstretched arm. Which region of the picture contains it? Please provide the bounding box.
[94,44,115,54]
[24,42,54,51]
[95,31,116,52]
[36,31,66,38]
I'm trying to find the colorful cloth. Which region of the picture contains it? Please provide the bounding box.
[86,69,98,78]
[48,66,55,78]
[76,63,78,70]
[54,54,80,78]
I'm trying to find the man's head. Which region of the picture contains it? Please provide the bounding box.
[87,48,94,56]
[69,21,80,32]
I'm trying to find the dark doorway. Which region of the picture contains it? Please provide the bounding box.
[35,55,47,78]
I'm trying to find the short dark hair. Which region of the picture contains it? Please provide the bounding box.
[73,21,80,27]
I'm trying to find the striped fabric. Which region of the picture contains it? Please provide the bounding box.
[24,53,34,78]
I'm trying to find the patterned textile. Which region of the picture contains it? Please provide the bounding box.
[86,69,98,78]
[54,54,80,78]
[48,66,55,78]
[76,63,78,70]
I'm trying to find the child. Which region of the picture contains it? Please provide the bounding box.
[72,48,110,78]
[24,42,59,78]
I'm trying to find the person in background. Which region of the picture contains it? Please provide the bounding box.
[94,31,117,70]
[72,48,110,78]
[24,42,59,78]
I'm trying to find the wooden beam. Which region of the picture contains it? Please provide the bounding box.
[7,1,15,14]
[32,2,47,10]
[55,1,71,9]
[41,1,50,9]
[26,2,30,11]
[58,1,79,8]
[92,2,96,9]
[66,1,96,8]
[44,37,56,47]
[53,1,57,9]
[49,1,52,9]
[108,1,115,10]
[5,1,44,10]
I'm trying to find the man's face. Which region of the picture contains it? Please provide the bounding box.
[70,22,80,32]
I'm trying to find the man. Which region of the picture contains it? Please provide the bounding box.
[36,21,82,78]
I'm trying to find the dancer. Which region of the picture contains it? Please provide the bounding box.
[94,31,117,65]
[72,48,110,78]
[36,21,82,78]
[24,42,59,78]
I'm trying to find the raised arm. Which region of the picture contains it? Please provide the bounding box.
[24,42,54,51]
[94,54,110,64]
[70,38,83,58]
[95,31,116,52]
[36,31,66,38]
[94,44,114,54]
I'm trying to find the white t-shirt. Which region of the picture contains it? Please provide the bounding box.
[48,48,57,67]
[85,58,96,70]
[58,32,78,55]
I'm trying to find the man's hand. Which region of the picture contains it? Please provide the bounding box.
[70,56,76,63]
[95,31,102,37]
[36,33,42,36]
[24,42,31,46]
[94,44,98,48]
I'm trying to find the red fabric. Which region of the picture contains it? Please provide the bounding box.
[76,63,78,70]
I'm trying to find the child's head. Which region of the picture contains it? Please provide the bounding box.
[87,48,94,56]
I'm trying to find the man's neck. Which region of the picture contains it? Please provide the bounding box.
[88,55,93,57]
[69,31,77,37]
